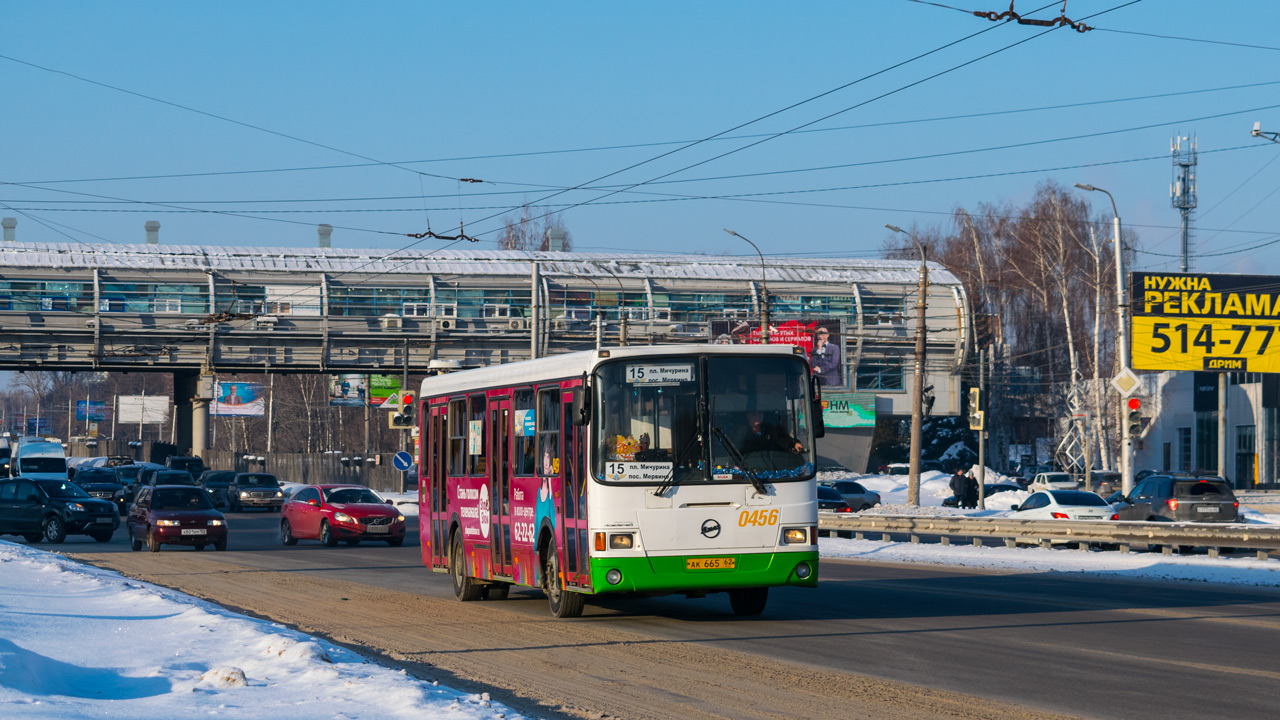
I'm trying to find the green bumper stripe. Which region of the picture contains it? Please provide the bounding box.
[588,550,819,593]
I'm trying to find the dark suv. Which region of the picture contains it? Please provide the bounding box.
[227,472,284,512]
[0,477,119,543]
[1087,471,1123,496]
[70,467,129,515]
[1112,475,1240,523]
[166,455,207,477]
[198,470,236,508]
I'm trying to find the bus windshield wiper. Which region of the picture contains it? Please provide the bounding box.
[712,427,768,496]
[653,432,701,497]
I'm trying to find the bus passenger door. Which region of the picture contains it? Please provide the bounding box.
[489,397,514,578]
[560,392,591,590]
[427,404,448,570]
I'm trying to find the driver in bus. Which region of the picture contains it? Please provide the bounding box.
[742,410,804,455]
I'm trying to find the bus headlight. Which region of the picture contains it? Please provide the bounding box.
[608,533,633,550]
[781,528,808,545]
[606,569,623,585]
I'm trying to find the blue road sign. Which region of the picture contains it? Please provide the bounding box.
[392,451,414,471]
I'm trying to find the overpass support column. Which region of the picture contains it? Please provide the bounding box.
[173,370,212,456]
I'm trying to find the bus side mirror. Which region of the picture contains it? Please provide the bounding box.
[570,386,592,426]
[810,376,826,439]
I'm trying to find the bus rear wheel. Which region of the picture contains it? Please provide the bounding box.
[543,537,584,619]
[728,587,769,616]
[451,532,481,601]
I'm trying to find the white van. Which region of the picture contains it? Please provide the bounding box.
[12,440,69,481]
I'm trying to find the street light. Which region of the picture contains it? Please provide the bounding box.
[1073,183,1133,495]
[722,228,770,344]
[1253,121,1280,145]
[885,223,928,507]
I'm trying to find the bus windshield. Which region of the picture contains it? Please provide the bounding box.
[595,354,814,485]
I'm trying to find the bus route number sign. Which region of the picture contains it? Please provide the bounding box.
[625,364,694,384]
[1131,271,1280,373]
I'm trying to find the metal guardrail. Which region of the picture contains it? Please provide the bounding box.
[818,514,1280,561]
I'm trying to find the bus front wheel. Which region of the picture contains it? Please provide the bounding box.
[543,536,584,619]
[451,532,481,601]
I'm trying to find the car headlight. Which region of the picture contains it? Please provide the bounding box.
[239,491,249,497]
[156,519,181,527]
[207,519,224,527]
[396,514,405,523]
[66,502,87,513]
[275,490,283,497]
[334,512,354,524]
[113,489,124,498]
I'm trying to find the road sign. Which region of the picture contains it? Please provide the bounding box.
[1111,367,1141,396]
[1131,271,1280,373]
[392,451,414,471]
[382,391,402,409]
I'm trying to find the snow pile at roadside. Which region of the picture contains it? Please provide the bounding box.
[821,535,1280,587]
[818,468,1028,511]
[0,541,525,719]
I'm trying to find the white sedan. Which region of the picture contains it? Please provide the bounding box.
[1009,490,1116,520]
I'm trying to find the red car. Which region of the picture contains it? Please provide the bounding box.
[127,485,228,552]
[280,484,406,547]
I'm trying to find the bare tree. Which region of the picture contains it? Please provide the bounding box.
[497,205,574,251]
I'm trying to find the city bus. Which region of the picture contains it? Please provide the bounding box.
[417,344,823,618]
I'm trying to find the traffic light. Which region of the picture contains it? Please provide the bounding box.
[389,394,417,429]
[967,387,984,431]
[1126,397,1144,435]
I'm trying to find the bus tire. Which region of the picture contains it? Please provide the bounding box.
[451,532,481,601]
[728,587,769,616]
[543,537,584,618]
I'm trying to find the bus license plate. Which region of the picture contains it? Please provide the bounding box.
[686,557,735,570]
[181,528,207,536]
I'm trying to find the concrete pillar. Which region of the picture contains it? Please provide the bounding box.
[2,217,15,242]
[192,397,210,457]
[546,228,566,252]
[145,220,160,245]
[318,224,333,248]
[173,370,209,455]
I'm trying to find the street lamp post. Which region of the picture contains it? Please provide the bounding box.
[723,229,770,344]
[886,224,928,506]
[1073,183,1133,495]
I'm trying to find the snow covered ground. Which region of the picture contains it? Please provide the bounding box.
[0,541,527,720]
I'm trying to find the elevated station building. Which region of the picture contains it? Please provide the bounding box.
[0,240,972,470]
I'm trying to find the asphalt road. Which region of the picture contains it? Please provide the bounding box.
[55,509,1280,720]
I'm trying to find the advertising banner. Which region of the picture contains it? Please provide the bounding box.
[369,374,402,407]
[76,400,108,422]
[25,417,49,435]
[820,391,876,428]
[709,317,848,390]
[213,382,265,417]
[1131,271,1280,373]
[117,396,170,425]
[329,374,368,407]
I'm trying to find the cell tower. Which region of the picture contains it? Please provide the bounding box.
[1170,135,1198,272]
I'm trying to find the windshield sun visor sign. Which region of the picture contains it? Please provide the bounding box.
[1131,272,1280,373]
[624,364,694,385]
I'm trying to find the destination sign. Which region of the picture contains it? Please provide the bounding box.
[624,364,694,384]
[1131,272,1280,373]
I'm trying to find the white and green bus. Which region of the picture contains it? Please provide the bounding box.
[418,344,822,618]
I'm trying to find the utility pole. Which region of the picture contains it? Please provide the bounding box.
[1171,135,1198,272]
[978,347,987,510]
[1075,184,1132,495]
[886,224,927,506]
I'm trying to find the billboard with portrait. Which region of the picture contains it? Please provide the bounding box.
[708,317,848,391]
[213,382,265,417]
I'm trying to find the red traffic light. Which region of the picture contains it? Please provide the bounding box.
[401,392,415,406]
[1127,397,1141,410]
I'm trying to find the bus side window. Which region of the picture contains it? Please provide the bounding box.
[514,388,535,476]
[537,388,560,476]
[447,398,466,476]
[469,394,487,476]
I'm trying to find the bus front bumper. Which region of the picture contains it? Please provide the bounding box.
[589,550,819,594]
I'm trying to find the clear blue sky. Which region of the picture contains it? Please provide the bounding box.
[2,1,1278,274]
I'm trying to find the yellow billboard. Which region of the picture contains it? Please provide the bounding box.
[1131,272,1280,373]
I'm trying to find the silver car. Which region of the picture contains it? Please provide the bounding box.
[1030,472,1077,491]
[822,480,881,512]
